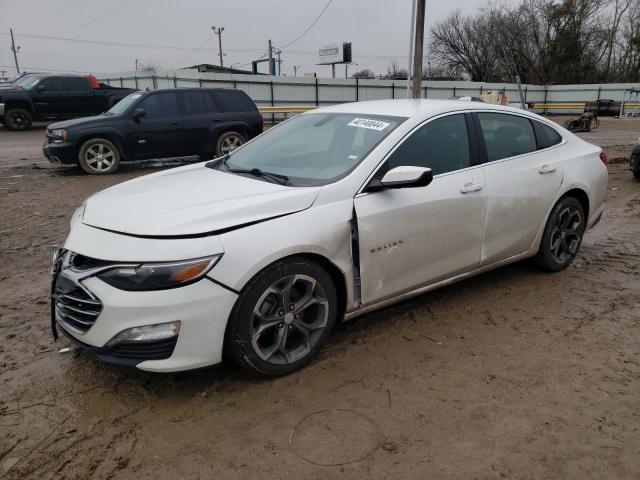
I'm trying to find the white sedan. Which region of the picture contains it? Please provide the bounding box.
[52,99,608,376]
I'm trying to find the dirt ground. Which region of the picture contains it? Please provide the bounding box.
[1,117,639,479]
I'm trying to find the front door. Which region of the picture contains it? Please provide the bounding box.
[125,91,182,159]
[32,77,66,116]
[355,113,486,306]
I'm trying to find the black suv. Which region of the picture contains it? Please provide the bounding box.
[43,88,263,174]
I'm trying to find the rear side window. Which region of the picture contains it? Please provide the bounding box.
[60,77,90,92]
[387,114,471,175]
[182,91,207,115]
[213,90,256,112]
[139,92,178,117]
[532,120,562,149]
[477,112,536,161]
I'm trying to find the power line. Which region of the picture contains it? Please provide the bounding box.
[78,0,140,27]
[278,0,334,49]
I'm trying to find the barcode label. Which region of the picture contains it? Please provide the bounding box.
[347,118,390,131]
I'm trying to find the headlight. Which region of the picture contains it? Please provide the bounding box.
[50,128,67,141]
[97,255,222,291]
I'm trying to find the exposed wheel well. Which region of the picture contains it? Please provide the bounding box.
[560,188,590,219]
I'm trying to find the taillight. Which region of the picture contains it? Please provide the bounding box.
[599,151,608,166]
[258,113,264,131]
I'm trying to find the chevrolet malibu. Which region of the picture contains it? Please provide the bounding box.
[51,100,608,376]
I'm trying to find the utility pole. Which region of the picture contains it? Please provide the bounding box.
[211,26,225,67]
[411,0,426,99]
[10,28,20,74]
[268,39,274,75]
[406,0,416,97]
[135,59,139,71]
[276,49,282,76]
[293,65,300,76]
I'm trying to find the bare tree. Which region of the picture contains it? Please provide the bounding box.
[351,68,376,79]
[383,61,409,79]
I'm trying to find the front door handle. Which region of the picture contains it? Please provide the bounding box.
[460,182,483,194]
[538,164,557,174]
[170,122,179,126]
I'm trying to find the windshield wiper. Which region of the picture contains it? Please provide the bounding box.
[216,155,289,185]
[228,167,289,185]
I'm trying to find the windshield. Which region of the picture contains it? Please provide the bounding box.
[107,92,143,115]
[15,76,42,88]
[223,113,405,186]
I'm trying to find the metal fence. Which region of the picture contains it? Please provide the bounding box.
[98,69,640,118]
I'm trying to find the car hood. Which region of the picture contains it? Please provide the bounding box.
[48,114,119,130]
[82,164,322,237]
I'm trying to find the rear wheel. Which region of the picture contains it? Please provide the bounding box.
[225,257,338,376]
[78,138,120,174]
[535,197,586,272]
[215,131,246,157]
[4,108,32,131]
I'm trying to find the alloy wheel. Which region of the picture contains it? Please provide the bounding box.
[549,206,583,264]
[220,135,243,155]
[85,143,116,172]
[250,274,329,365]
[10,112,28,129]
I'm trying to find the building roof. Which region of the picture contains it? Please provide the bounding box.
[181,64,254,75]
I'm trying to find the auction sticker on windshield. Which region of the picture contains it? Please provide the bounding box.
[347,118,390,131]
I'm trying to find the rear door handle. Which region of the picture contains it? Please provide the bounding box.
[460,182,483,193]
[538,164,557,174]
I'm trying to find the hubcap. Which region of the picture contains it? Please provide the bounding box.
[220,135,243,155]
[251,274,329,365]
[12,113,26,127]
[85,143,115,172]
[550,206,582,263]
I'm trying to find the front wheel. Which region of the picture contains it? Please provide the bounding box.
[4,108,32,131]
[225,257,338,376]
[215,131,246,157]
[535,197,586,272]
[78,138,120,174]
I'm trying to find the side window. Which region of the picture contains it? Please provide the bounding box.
[387,114,471,175]
[39,77,62,92]
[182,91,207,115]
[214,90,256,112]
[477,112,536,161]
[138,92,178,117]
[203,92,219,113]
[60,77,90,92]
[532,120,562,150]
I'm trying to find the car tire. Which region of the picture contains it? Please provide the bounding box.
[215,131,246,157]
[535,196,586,272]
[632,155,640,180]
[78,138,121,175]
[4,108,32,131]
[225,257,338,377]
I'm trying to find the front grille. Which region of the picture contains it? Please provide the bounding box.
[53,274,102,333]
[108,337,178,360]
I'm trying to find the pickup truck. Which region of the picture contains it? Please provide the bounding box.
[0,74,136,131]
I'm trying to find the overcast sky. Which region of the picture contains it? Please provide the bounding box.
[0,0,507,78]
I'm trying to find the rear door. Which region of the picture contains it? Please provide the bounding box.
[178,90,223,156]
[124,91,182,159]
[32,77,65,115]
[59,77,94,115]
[355,112,487,305]
[475,112,564,264]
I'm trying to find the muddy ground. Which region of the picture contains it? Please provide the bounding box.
[1,117,639,479]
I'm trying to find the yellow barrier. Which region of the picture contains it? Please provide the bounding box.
[258,106,316,114]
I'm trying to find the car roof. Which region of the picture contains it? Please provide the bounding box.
[312,99,528,119]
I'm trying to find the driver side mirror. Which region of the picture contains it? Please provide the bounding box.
[132,108,146,122]
[366,166,433,192]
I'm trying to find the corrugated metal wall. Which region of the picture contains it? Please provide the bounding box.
[98,69,640,116]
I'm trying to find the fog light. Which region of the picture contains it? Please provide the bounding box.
[107,321,181,346]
